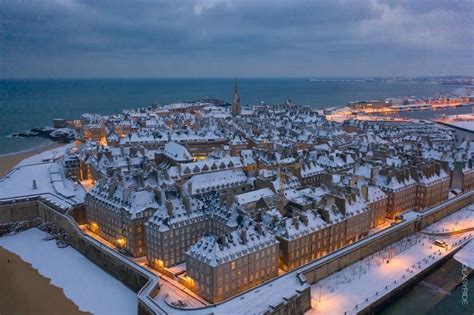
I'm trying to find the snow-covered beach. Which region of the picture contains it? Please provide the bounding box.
[0,228,137,315]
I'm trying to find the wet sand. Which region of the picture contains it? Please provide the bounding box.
[0,142,64,178]
[0,247,89,315]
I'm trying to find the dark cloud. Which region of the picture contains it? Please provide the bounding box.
[1,0,472,77]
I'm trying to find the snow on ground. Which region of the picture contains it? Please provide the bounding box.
[0,162,85,201]
[307,206,474,315]
[0,228,137,315]
[16,143,74,167]
[454,240,474,269]
[423,204,474,234]
[446,121,474,132]
[0,142,85,206]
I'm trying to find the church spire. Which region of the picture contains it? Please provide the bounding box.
[232,78,241,116]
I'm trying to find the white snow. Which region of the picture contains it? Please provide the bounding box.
[0,228,137,315]
[445,121,474,132]
[16,143,73,167]
[0,161,85,207]
[454,240,474,269]
[423,204,474,234]
[234,187,275,206]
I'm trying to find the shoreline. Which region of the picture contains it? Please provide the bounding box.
[0,142,66,178]
[0,246,89,315]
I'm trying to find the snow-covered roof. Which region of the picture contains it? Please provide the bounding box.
[185,170,249,195]
[234,188,275,206]
[186,224,278,267]
[164,142,192,162]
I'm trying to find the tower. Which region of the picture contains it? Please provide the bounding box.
[232,79,241,116]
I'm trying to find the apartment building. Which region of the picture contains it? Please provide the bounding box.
[185,223,279,303]
[85,182,157,257]
[145,194,234,270]
[414,163,450,210]
[375,169,418,219]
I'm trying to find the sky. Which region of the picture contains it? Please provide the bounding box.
[1,0,473,78]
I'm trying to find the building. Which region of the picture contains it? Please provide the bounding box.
[375,169,418,219]
[145,194,234,269]
[414,163,450,210]
[85,181,157,257]
[185,223,279,303]
[63,154,81,179]
[233,187,276,219]
[183,169,253,205]
[275,210,330,270]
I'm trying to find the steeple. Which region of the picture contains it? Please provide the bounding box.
[232,78,241,116]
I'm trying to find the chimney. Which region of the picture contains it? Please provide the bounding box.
[370,167,379,184]
[108,181,117,197]
[292,216,300,229]
[349,177,357,188]
[123,187,132,203]
[166,199,173,217]
[361,185,368,201]
[219,235,227,246]
[183,195,192,213]
[335,196,346,215]
[318,208,330,222]
[240,229,247,244]
[188,181,193,194]
[255,222,263,233]
[153,188,162,205]
[300,214,308,226]
[98,179,106,191]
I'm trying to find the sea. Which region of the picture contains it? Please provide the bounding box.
[0,78,463,154]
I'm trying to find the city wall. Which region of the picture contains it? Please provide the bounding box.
[0,199,39,224]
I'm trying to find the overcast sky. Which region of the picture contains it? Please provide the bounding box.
[1,0,473,78]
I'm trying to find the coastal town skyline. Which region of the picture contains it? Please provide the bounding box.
[1,1,473,314]
[1,79,473,314]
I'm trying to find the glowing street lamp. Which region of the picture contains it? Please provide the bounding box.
[90,222,99,233]
[117,237,127,248]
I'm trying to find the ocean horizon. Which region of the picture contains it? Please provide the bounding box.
[0,78,463,154]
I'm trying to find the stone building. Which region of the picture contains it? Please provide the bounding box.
[275,210,330,270]
[183,169,253,205]
[413,163,450,210]
[297,162,325,186]
[145,194,235,269]
[185,223,279,303]
[375,169,418,219]
[85,181,157,257]
[276,186,386,271]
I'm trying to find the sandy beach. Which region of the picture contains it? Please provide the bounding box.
[0,247,89,315]
[0,142,65,178]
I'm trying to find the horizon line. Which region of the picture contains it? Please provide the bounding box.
[0,75,472,81]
